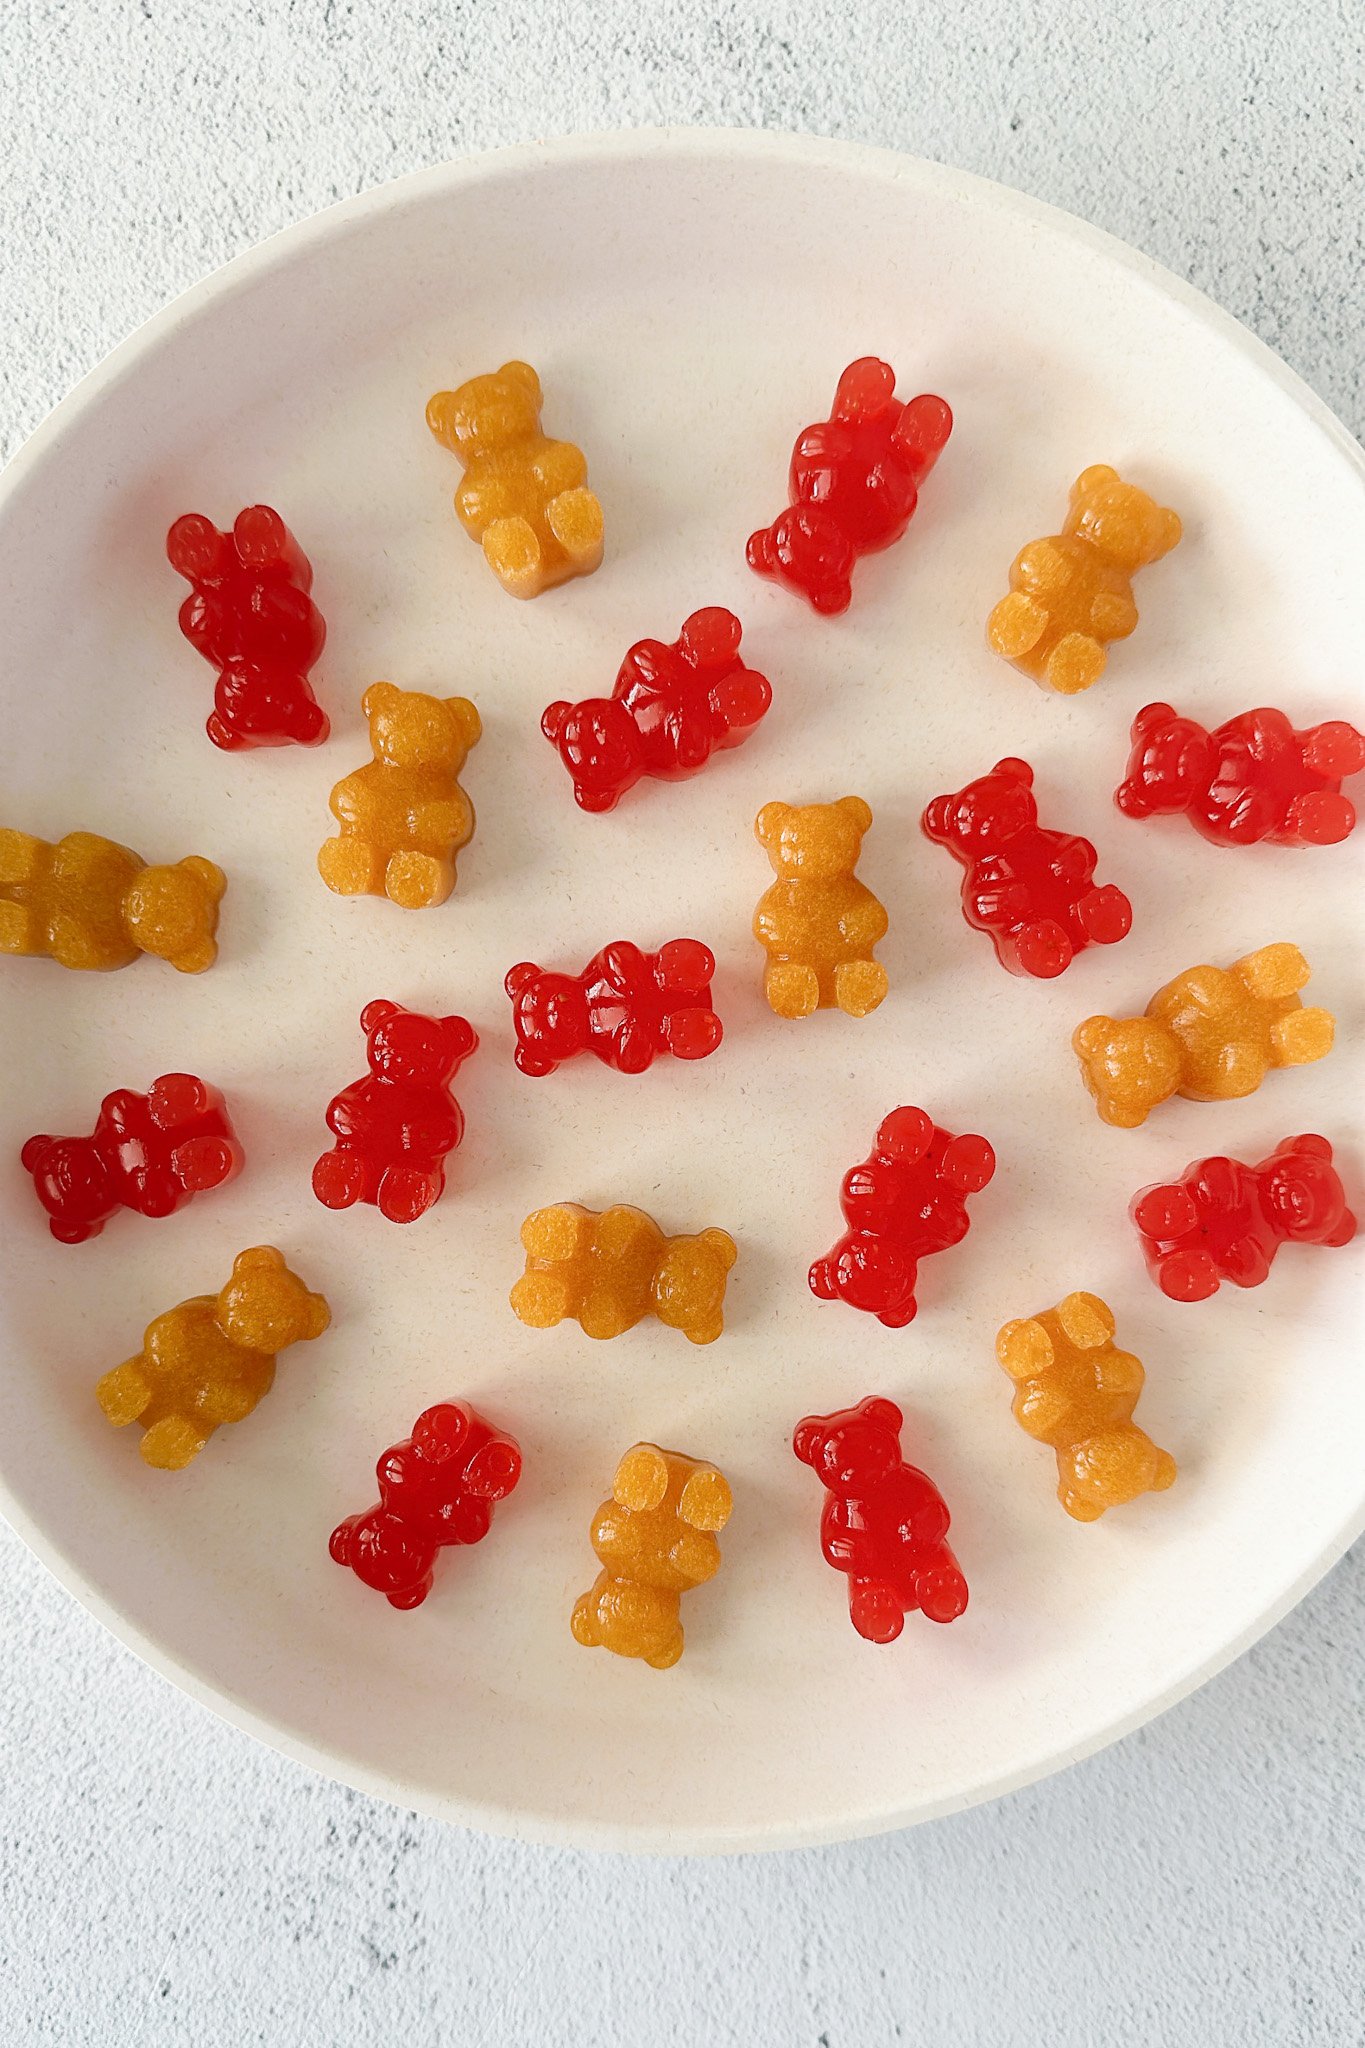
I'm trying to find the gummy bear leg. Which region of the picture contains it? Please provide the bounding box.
[376,1165,439,1225]
[1044,633,1108,695]
[384,851,454,910]
[546,487,605,572]
[0,899,38,957]
[678,1466,733,1533]
[917,1564,969,1624]
[312,1150,369,1210]
[206,710,250,752]
[1304,721,1365,779]
[509,1271,576,1328]
[318,836,385,897]
[1286,790,1356,846]
[570,1587,605,1649]
[0,827,43,888]
[1075,885,1132,947]
[1011,919,1073,979]
[1058,1484,1107,1522]
[521,1203,593,1263]
[834,959,888,1018]
[987,592,1049,660]
[1156,1249,1221,1303]
[1234,941,1310,1001]
[1133,1182,1201,1242]
[848,1579,905,1644]
[1270,1005,1334,1069]
[482,516,546,600]
[290,697,330,746]
[645,1628,686,1671]
[613,1443,671,1512]
[140,1416,210,1470]
[1150,1449,1178,1493]
[96,1360,152,1426]
[764,961,820,1018]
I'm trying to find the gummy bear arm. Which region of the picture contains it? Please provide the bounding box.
[669,1528,720,1585]
[1094,1348,1146,1397]
[1013,1383,1073,1440]
[1012,538,1071,595]
[599,941,646,992]
[455,473,527,534]
[98,1089,145,1134]
[196,1371,270,1424]
[792,421,853,465]
[327,769,374,825]
[838,890,889,946]
[324,1083,373,1137]
[413,799,471,842]
[1050,838,1099,883]
[613,1021,655,1075]
[531,439,589,495]
[1090,591,1138,639]
[144,1304,209,1373]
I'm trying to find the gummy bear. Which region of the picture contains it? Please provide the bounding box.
[166,505,329,750]
[329,1401,522,1610]
[505,939,722,1077]
[318,682,480,909]
[1115,701,1365,847]
[0,828,225,973]
[1073,942,1334,1129]
[922,757,1132,978]
[793,1398,968,1641]
[1132,1134,1357,1302]
[747,358,952,615]
[571,1442,733,1669]
[809,1106,995,1328]
[753,796,888,1018]
[510,1202,736,1344]
[95,1246,330,1470]
[425,359,603,599]
[995,1292,1177,1521]
[541,608,772,813]
[313,1000,478,1224]
[986,465,1182,693]
[22,1073,242,1244]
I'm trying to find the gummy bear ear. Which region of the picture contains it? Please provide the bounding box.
[1131,701,1176,739]
[360,998,401,1035]
[792,1419,824,1465]
[304,1292,332,1339]
[1072,1014,1113,1060]
[441,1015,478,1061]
[541,701,571,744]
[860,1396,903,1435]
[362,681,400,721]
[755,801,790,845]
[876,1106,934,1163]
[1074,463,1119,497]
[1155,506,1183,557]
[920,794,953,841]
[445,696,482,750]
[992,758,1033,787]
[500,360,542,401]
[504,961,540,999]
[837,795,873,834]
[698,1227,738,1273]
[233,1245,286,1277]
[180,855,227,903]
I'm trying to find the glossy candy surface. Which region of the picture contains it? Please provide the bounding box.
[0,828,225,974]
[793,1398,968,1641]
[1132,1134,1357,1302]
[505,938,722,1076]
[986,465,1182,693]
[809,1105,995,1328]
[330,1402,522,1610]
[318,683,480,909]
[1116,701,1365,847]
[1074,942,1334,1128]
[753,796,888,1017]
[166,505,329,750]
[22,1073,242,1244]
[313,1000,478,1224]
[995,1292,1177,1521]
[922,757,1132,978]
[571,1442,733,1669]
[541,608,771,813]
[426,359,603,599]
[510,1202,736,1344]
[95,1246,330,1470]
[747,357,952,615]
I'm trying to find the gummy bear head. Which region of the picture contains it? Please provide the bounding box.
[121,855,226,973]
[540,697,642,812]
[755,795,873,881]
[1114,702,1215,819]
[651,1227,737,1345]
[1065,464,1182,572]
[1263,1137,1350,1242]
[216,1246,331,1354]
[425,360,543,462]
[360,999,478,1085]
[20,1132,116,1238]
[921,758,1036,855]
[793,1397,904,1495]
[362,681,482,774]
[1072,1014,1182,1129]
[504,962,588,1074]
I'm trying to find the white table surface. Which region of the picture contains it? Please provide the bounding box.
[3,4,1363,2041]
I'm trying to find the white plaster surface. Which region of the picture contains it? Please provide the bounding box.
[2,3,1363,2041]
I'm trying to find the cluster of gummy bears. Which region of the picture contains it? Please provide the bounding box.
[6,351,1363,1668]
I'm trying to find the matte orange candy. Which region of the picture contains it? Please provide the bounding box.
[96,1246,330,1470]
[987,465,1182,694]
[318,682,480,909]
[1074,942,1334,1128]
[0,828,225,973]
[753,796,889,1018]
[510,1202,736,1345]
[995,1292,1176,1521]
[425,359,604,599]
[571,1442,734,1669]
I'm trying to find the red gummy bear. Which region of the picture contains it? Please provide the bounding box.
[312,1000,478,1225]
[167,504,329,751]
[1132,1133,1357,1302]
[1115,700,1365,848]
[329,1401,522,1609]
[809,1106,995,1328]
[541,607,771,814]
[21,1074,242,1245]
[922,756,1133,978]
[746,357,952,616]
[793,1397,968,1640]
[505,938,723,1076]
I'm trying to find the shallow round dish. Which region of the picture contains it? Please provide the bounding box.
[2,129,1363,1854]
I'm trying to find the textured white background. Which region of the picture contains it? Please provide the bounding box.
[2,3,1364,2042]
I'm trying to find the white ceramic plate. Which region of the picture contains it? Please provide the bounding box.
[2,130,1363,1854]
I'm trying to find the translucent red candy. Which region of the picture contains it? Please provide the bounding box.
[922,755,1132,978]
[793,1397,968,1640]
[312,1000,477,1224]
[22,1074,242,1244]
[505,938,723,1076]
[809,1105,995,1328]
[1116,701,1365,848]
[1132,1134,1357,1302]
[747,357,952,615]
[167,505,328,750]
[330,1401,522,1609]
[541,607,771,813]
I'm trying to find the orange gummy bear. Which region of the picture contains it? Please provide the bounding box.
[1073,941,1334,1128]
[318,682,480,909]
[425,359,604,600]
[995,1292,1176,1521]
[753,797,889,1018]
[0,827,225,973]
[96,1246,330,1470]
[510,1202,736,1344]
[987,465,1182,694]
[571,1442,734,1669]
